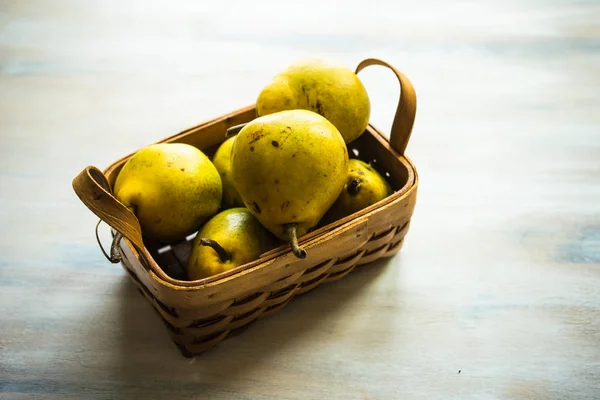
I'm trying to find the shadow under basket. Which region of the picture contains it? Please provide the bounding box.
[72,58,419,357]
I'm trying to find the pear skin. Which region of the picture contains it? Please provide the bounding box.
[113,143,222,242]
[187,208,277,280]
[326,159,392,222]
[231,109,348,256]
[256,58,370,143]
[212,136,244,208]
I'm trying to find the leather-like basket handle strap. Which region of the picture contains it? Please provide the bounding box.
[72,166,145,251]
[356,58,417,155]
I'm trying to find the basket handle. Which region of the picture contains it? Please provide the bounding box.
[355,58,417,155]
[72,166,145,252]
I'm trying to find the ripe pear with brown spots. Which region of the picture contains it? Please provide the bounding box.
[325,159,392,222]
[113,143,222,242]
[256,58,371,144]
[230,109,348,258]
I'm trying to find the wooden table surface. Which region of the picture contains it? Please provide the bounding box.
[1,1,599,399]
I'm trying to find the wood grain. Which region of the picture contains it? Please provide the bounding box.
[1,0,599,399]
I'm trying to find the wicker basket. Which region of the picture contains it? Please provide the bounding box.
[72,58,418,357]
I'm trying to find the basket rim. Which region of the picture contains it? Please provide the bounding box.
[106,105,419,290]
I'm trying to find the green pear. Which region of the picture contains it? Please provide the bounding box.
[256,58,370,143]
[113,143,222,242]
[187,208,277,280]
[325,159,392,222]
[212,136,244,208]
[231,109,348,258]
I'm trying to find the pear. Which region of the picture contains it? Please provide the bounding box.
[256,58,370,143]
[325,159,392,222]
[231,109,348,258]
[187,208,277,280]
[113,143,222,242]
[212,136,244,208]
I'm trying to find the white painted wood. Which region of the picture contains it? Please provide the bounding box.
[1,0,599,398]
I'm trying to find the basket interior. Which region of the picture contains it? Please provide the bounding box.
[141,129,411,281]
[105,108,413,283]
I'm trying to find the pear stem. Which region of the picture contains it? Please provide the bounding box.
[199,238,232,263]
[347,179,361,196]
[285,223,307,259]
[226,123,247,137]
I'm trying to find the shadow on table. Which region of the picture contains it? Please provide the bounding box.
[115,255,396,394]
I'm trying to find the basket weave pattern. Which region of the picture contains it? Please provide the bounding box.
[122,219,411,354]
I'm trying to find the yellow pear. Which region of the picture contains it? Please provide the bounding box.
[212,136,244,208]
[256,58,370,143]
[187,208,277,280]
[325,159,392,222]
[113,143,222,242]
[231,109,348,258]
